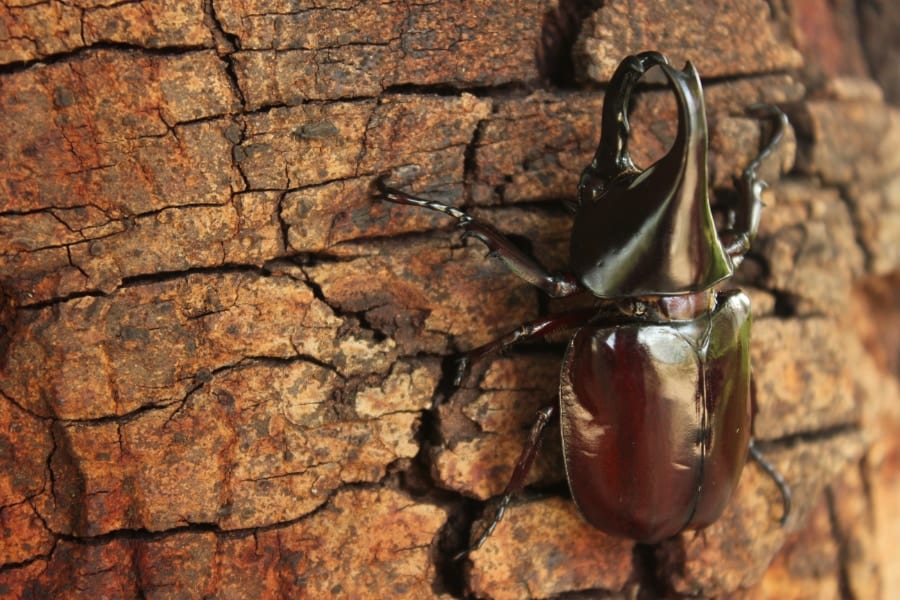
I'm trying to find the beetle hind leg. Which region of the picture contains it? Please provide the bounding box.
[452,308,596,385]
[749,440,792,526]
[456,404,558,559]
[374,176,583,298]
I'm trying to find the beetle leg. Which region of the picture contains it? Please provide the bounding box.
[374,176,583,298]
[456,404,558,559]
[748,440,792,526]
[720,104,788,265]
[459,224,583,297]
[453,308,596,386]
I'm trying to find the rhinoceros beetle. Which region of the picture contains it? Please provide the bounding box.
[374,51,791,551]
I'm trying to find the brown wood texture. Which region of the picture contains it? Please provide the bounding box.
[1,1,898,598]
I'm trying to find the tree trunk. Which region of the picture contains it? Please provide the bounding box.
[1,1,897,598]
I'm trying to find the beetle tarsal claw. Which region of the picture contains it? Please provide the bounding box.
[458,229,499,260]
[372,172,390,193]
[459,228,487,244]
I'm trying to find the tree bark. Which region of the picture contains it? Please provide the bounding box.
[1,1,898,598]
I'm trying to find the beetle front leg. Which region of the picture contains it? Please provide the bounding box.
[720,104,788,265]
[457,404,558,559]
[374,176,583,298]
[748,440,792,525]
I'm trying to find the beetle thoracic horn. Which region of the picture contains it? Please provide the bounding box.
[570,57,731,298]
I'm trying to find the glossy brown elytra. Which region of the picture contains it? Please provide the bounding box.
[374,52,791,552]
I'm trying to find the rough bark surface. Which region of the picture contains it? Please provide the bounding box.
[1,1,898,598]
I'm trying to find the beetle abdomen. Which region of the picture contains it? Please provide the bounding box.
[559,292,752,543]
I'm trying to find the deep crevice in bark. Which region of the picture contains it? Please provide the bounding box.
[537,0,602,87]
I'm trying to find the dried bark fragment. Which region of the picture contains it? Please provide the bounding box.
[1,270,432,537]
[858,0,900,104]
[0,538,141,599]
[746,492,841,599]
[432,356,564,501]
[0,396,55,565]
[826,465,883,598]
[2,272,344,418]
[852,176,900,275]
[701,75,807,113]
[662,431,867,595]
[755,181,864,315]
[574,0,802,83]
[868,412,900,598]
[852,275,900,599]
[0,398,52,507]
[218,0,551,109]
[467,497,634,600]
[0,1,212,65]
[0,488,446,599]
[164,488,444,598]
[792,0,871,84]
[303,239,538,356]
[0,500,54,566]
[1,50,239,213]
[268,487,445,598]
[797,89,900,187]
[752,318,861,439]
[34,359,430,535]
[0,50,245,302]
[0,2,83,64]
[82,0,212,48]
[792,82,900,277]
[66,198,283,294]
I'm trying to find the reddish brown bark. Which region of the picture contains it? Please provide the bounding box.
[1,1,898,598]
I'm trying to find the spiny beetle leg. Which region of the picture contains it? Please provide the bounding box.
[749,440,792,525]
[374,175,583,298]
[452,308,598,386]
[743,104,788,172]
[459,224,583,298]
[456,404,558,559]
[721,104,788,263]
[374,175,471,221]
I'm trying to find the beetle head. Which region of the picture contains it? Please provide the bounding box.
[571,53,732,298]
